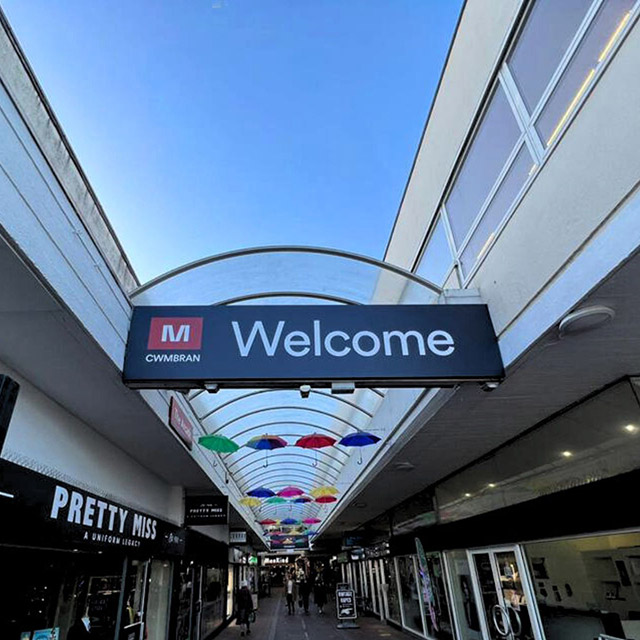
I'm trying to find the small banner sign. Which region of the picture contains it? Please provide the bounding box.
[123,304,504,389]
[184,495,228,525]
[336,588,357,620]
[229,529,247,544]
[169,397,193,449]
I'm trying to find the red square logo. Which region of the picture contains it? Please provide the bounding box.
[147,317,203,350]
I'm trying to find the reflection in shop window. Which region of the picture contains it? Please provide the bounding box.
[537,0,636,146]
[445,550,482,640]
[525,532,640,640]
[385,557,402,623]
[415,544,454,639]
[416,216,454,286]
[397,555,425,635]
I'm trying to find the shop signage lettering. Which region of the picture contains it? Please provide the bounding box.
[50,485,157,543]
[169,397,194,449]
[124,305,504,388]
[336,589,357,619]
[184,495,228,525]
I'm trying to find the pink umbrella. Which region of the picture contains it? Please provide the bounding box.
[303,518,321,525]
[277,486,304,498]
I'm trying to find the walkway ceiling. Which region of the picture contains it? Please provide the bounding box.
[130,247,441,528]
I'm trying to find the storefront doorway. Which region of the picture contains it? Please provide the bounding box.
[468,547,544,640]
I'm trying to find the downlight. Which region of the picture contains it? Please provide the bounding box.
[558,305,615,337]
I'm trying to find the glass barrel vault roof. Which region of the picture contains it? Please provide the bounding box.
[130,247,441,524]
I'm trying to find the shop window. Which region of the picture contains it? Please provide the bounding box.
[416,551,454,639]
[416,215,454,286]
[536,0,636,146]
[525,531,640,640]
[200,565,226,638]
[445,551,482,640]
[445,84,521,250]
[459,144,535,277]
[507,0,593,113]
[146,560,172,640]
[397,555,425,635]
[386,558,402,623]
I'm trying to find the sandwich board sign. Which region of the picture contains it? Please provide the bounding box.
[336,587,359,629]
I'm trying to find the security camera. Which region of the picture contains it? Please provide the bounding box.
[299,384,311,399]
[481,381,500,392]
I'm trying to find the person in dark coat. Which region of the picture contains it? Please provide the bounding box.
[237,581,254,636]
[314,576,327,615]
[67,614,91,639]
[299,577,311,615]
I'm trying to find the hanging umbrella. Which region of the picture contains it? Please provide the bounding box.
[281,518,299,525]
[245,435,288,450]
[266,496,287,504]
[315,495,337,504]
[277,486,304,498]
[310,486,339,498]
[240,497,261,507]
[339,432,381,447]
[303,517,321,525]
[258,518,278,525]
[247,487,275,498]
[295,433,336,449]
[198,434,239,453]
[293,495,313,504]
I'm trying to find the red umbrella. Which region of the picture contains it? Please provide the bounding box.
[303,518,321,525]
[259,519,278,526]
[278,486,304,498]
[315,495,337,504]
[295,433,336,449]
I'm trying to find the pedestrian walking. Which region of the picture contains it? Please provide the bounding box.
[285,573,296,615]
[299,577,311,615]
[314,575,327,615]
[237,581,254,636]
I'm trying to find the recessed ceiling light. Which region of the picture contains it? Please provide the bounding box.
[624,424,638,433]
[561,451,573,458]
[487,483,496,489]
[464,493,472,498]
[558,305,615,336]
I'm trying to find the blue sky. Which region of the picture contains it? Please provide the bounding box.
[2,0,461,283]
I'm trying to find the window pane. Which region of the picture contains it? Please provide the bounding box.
[508,0,593,112]
[536,0,636,146]
[446,551,483,640]
[460,144,535,276]
[416,216,453,285]
[525,532,640,640]
[397,555,425,634]
[445,84,521,248]
[385,558,402,623]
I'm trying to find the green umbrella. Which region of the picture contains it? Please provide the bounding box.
[266,496,287,504]
[198,434,239,453]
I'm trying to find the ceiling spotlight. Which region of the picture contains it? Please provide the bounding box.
[331,381,355,395]
[558,305,615,337]
[464,493,472,498]
[204,382,219,394]
[481,381,500,392]
[624,424,638,433]
[561,450,573,458]
[299,384,311,399]
[487,483,496,489]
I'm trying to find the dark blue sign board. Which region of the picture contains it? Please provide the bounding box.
[123,305,503,389]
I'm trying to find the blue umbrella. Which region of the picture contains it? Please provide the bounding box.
[281,518,299,525]
[339,432,381,447]
[247,487,275,498]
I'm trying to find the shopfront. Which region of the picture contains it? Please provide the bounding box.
[0,460,185,640]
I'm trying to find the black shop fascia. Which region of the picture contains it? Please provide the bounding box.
[0,459,185,557]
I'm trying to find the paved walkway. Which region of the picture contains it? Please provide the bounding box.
[218,588,406,640]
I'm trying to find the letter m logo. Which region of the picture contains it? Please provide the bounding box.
[147,317,203,350]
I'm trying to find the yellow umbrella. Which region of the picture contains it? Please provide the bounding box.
[310,486,339,498]
[240,497,261,507]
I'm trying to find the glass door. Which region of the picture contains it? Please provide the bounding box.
[468,547,544,640]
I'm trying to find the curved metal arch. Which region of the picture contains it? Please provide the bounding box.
[239,467,339,490]
[240,462,339,484]
[197,388,375,422]
[236,454,340,479]
[210,405,364,433]
[130,245,442,299]
[220,423,350,456]
[227,444,346,471]
[239,470,326,488]
[240,476,317,494]
[220,291,358,307]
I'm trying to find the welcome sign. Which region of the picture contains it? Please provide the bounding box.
[123,305,503,389]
